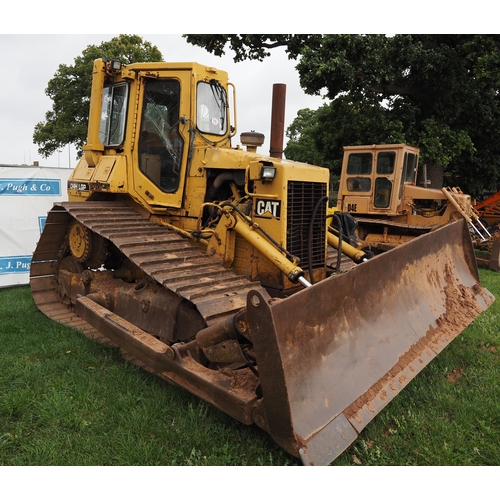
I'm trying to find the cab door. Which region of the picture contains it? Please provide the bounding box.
[371,151,396,211]
[132,70,191,209]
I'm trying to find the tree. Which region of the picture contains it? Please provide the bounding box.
[184,35,321,62]
[284,108,330,167]
[185,35,500,197]
[284,97,407,171]
[33,35,163,159]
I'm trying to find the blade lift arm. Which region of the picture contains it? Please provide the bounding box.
[205,202,312,287]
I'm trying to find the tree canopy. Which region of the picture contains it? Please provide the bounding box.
[185,35,500,197]
[33,35,163,159]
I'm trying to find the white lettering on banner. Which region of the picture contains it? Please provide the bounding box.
[0,166,71,287]
[255,198,281,219]
[0,256,32,274]
[0,178,61,195]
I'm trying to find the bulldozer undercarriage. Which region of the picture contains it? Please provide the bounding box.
[30,201,269,421]
[354,216,439,252]
[30,201,494,465]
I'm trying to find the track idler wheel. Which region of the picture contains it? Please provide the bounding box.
[67,221,108,269]
[68,221,92,263]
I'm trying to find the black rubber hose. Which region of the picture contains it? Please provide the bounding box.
[325,213,344,272]
[308,196,329,284]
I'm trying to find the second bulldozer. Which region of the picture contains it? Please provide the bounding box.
[30,58,494,465]
[336,143,500,271]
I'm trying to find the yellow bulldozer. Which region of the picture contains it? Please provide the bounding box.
[336,143,500,271]
[30,58,494,465]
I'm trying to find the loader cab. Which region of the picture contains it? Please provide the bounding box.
[338,144,419,216]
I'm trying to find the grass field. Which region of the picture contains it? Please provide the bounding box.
[0,269,499,466]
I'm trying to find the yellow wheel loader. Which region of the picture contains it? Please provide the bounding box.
[30,59,494,465]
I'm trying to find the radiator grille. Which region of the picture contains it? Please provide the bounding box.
[287,181,327,269]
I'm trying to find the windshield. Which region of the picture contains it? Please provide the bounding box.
[196,80,228,135]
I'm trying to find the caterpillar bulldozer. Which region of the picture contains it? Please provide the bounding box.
[30,58,494,465]
[336,143,500,271]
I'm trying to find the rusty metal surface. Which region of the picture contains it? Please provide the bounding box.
[247,218,494,465]
[31,201,267,327]
[488,234,500,272]
[75,294,260,423]
[269,83,286,158]
[29,201,264,424]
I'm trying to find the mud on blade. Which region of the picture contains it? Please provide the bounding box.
[247,219,494,466]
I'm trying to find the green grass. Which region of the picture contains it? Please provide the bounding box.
[0,269,499,466]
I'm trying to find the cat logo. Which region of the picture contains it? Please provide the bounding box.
[255,199,281,219]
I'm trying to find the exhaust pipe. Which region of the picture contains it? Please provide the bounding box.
[269,83,286,159]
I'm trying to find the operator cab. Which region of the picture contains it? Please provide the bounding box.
[338,144,419,215]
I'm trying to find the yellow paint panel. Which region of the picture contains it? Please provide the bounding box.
[94,157,116,182]
[72,157,93,181]
[342,197,371,213]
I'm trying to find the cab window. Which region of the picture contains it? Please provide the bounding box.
[196,81,228,135]
[99,83,128,146]
[347,153,372,175]
[374,177,392,208]
[403,152,418,183]
[399,152,418,198]
[376,152,396,174]
[347,178,371,192]
[139,79,184,193]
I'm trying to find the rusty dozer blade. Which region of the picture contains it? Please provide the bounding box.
[246,218,494,466]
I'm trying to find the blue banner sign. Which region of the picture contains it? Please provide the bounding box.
[0,178,61,196]
[38,216,47,233]
[0,255,31,274]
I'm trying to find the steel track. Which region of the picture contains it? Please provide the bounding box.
[30,201,268,342]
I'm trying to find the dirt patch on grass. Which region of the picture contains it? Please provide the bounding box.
[481,345,498,353]
[446,365,465,383]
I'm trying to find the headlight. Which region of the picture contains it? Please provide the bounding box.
[110,59,122,71]
[260,165,276,181]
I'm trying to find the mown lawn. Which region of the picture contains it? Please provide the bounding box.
[0,269,498,466]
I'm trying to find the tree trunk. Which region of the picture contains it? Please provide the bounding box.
[417,162,444,189]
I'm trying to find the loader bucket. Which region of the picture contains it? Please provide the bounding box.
[246,218,494,465]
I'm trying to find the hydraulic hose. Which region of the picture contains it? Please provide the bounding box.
[326,213,369,265]
[308,196,329,284]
